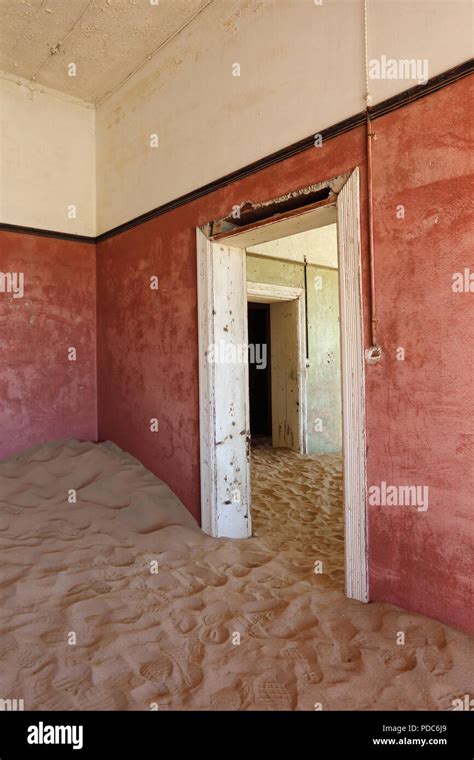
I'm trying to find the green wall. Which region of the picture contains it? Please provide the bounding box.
[247,254,342,454]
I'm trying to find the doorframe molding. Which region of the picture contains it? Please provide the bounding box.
[336,167,368,602]
[247,281,307,454]
[197,166,368,602]
[196,230,251,538]
[247,282,303,302]
[196,229,217,536]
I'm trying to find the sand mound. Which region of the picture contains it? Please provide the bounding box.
[0,439,472,710]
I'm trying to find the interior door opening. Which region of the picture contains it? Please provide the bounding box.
[247,303,272,441]
[197,169,368,602]
[245,226,344,595]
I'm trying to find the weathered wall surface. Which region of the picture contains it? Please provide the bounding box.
[97,75,474,633]
[246,252,342,454]
[306,265,341,454]
[96,219,201,520]
[96,0,472,234]
[0,76,96,236]
[248,225,338,268]
[0,231,97,458]
[365,75,474,634]
[246,254,304,289]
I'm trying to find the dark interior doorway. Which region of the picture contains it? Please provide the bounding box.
[247,302,272,439]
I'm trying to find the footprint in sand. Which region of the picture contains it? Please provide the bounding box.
[422,645,453,675]
[189,565,228,587]
[410,621,447,649]
[109,607,143,625]
[254,678,296,711]
[76,687,129,710]
[334,641,362,666]
[282,643,323,684]
[380,647,417,672]
[171,609,198,633]
[186,633,205,665]
[231,564,251,578]
[203,603,232,626]
[17,647,50,670]
[53,664,92,696]
[84,614,104,628]
[140,656,174,682]
[199,625,230,645]
[139,647,204,697]
[40,629,71,644]
[210,686,244,711]
[107,548,135,567]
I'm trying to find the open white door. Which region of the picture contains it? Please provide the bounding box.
[270,300,300,451]
[336,167,368,602]
[196,228,251,538]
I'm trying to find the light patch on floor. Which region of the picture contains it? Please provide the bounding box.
[251,445,344,584]
[0,439,472,711]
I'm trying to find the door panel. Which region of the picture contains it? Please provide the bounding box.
[270,300,300,451]
[197,228,251,538]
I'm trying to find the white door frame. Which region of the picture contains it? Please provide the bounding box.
[196,231,251,539]
[336,168,368,602]
[247,282,307,454]
[197,167,368,602]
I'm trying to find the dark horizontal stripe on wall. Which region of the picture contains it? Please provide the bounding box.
[0,222,96,245]
[1,59,472,246]
[98,111,368,243]
[370,57,473,119]
[93,58,474,243]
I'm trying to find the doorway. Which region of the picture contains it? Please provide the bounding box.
[247,303,271,440]
[196,168,368,602]
[246,282,307,453]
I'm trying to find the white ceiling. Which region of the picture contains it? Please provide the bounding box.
[0,0,211,104]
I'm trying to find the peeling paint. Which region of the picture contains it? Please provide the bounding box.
[0,0,211,103]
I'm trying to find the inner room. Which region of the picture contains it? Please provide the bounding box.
[245,224,344,588]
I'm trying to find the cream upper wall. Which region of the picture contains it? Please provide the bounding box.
[1,0,471,235]
[0,74,96,236]
[96,0,472,234]
[247,224,338,269]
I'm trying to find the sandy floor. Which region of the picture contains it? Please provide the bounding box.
[0,439,472,711]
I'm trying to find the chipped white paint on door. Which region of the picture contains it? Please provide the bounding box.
[270,300,300,451]
[196,228,251,538]
[336,167,368,602]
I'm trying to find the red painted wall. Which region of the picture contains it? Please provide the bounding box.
[366,77,474,634]
[96,124,364,521]
[0,232,97,458]
[97,75,473,632]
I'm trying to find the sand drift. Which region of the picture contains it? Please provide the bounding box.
[0,440,472,710]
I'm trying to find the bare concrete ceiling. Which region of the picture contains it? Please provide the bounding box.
[0,0,211,104]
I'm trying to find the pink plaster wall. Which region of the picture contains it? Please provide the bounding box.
[97,75,473,632]
[0,232,97,458]
[365,76,474,633]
